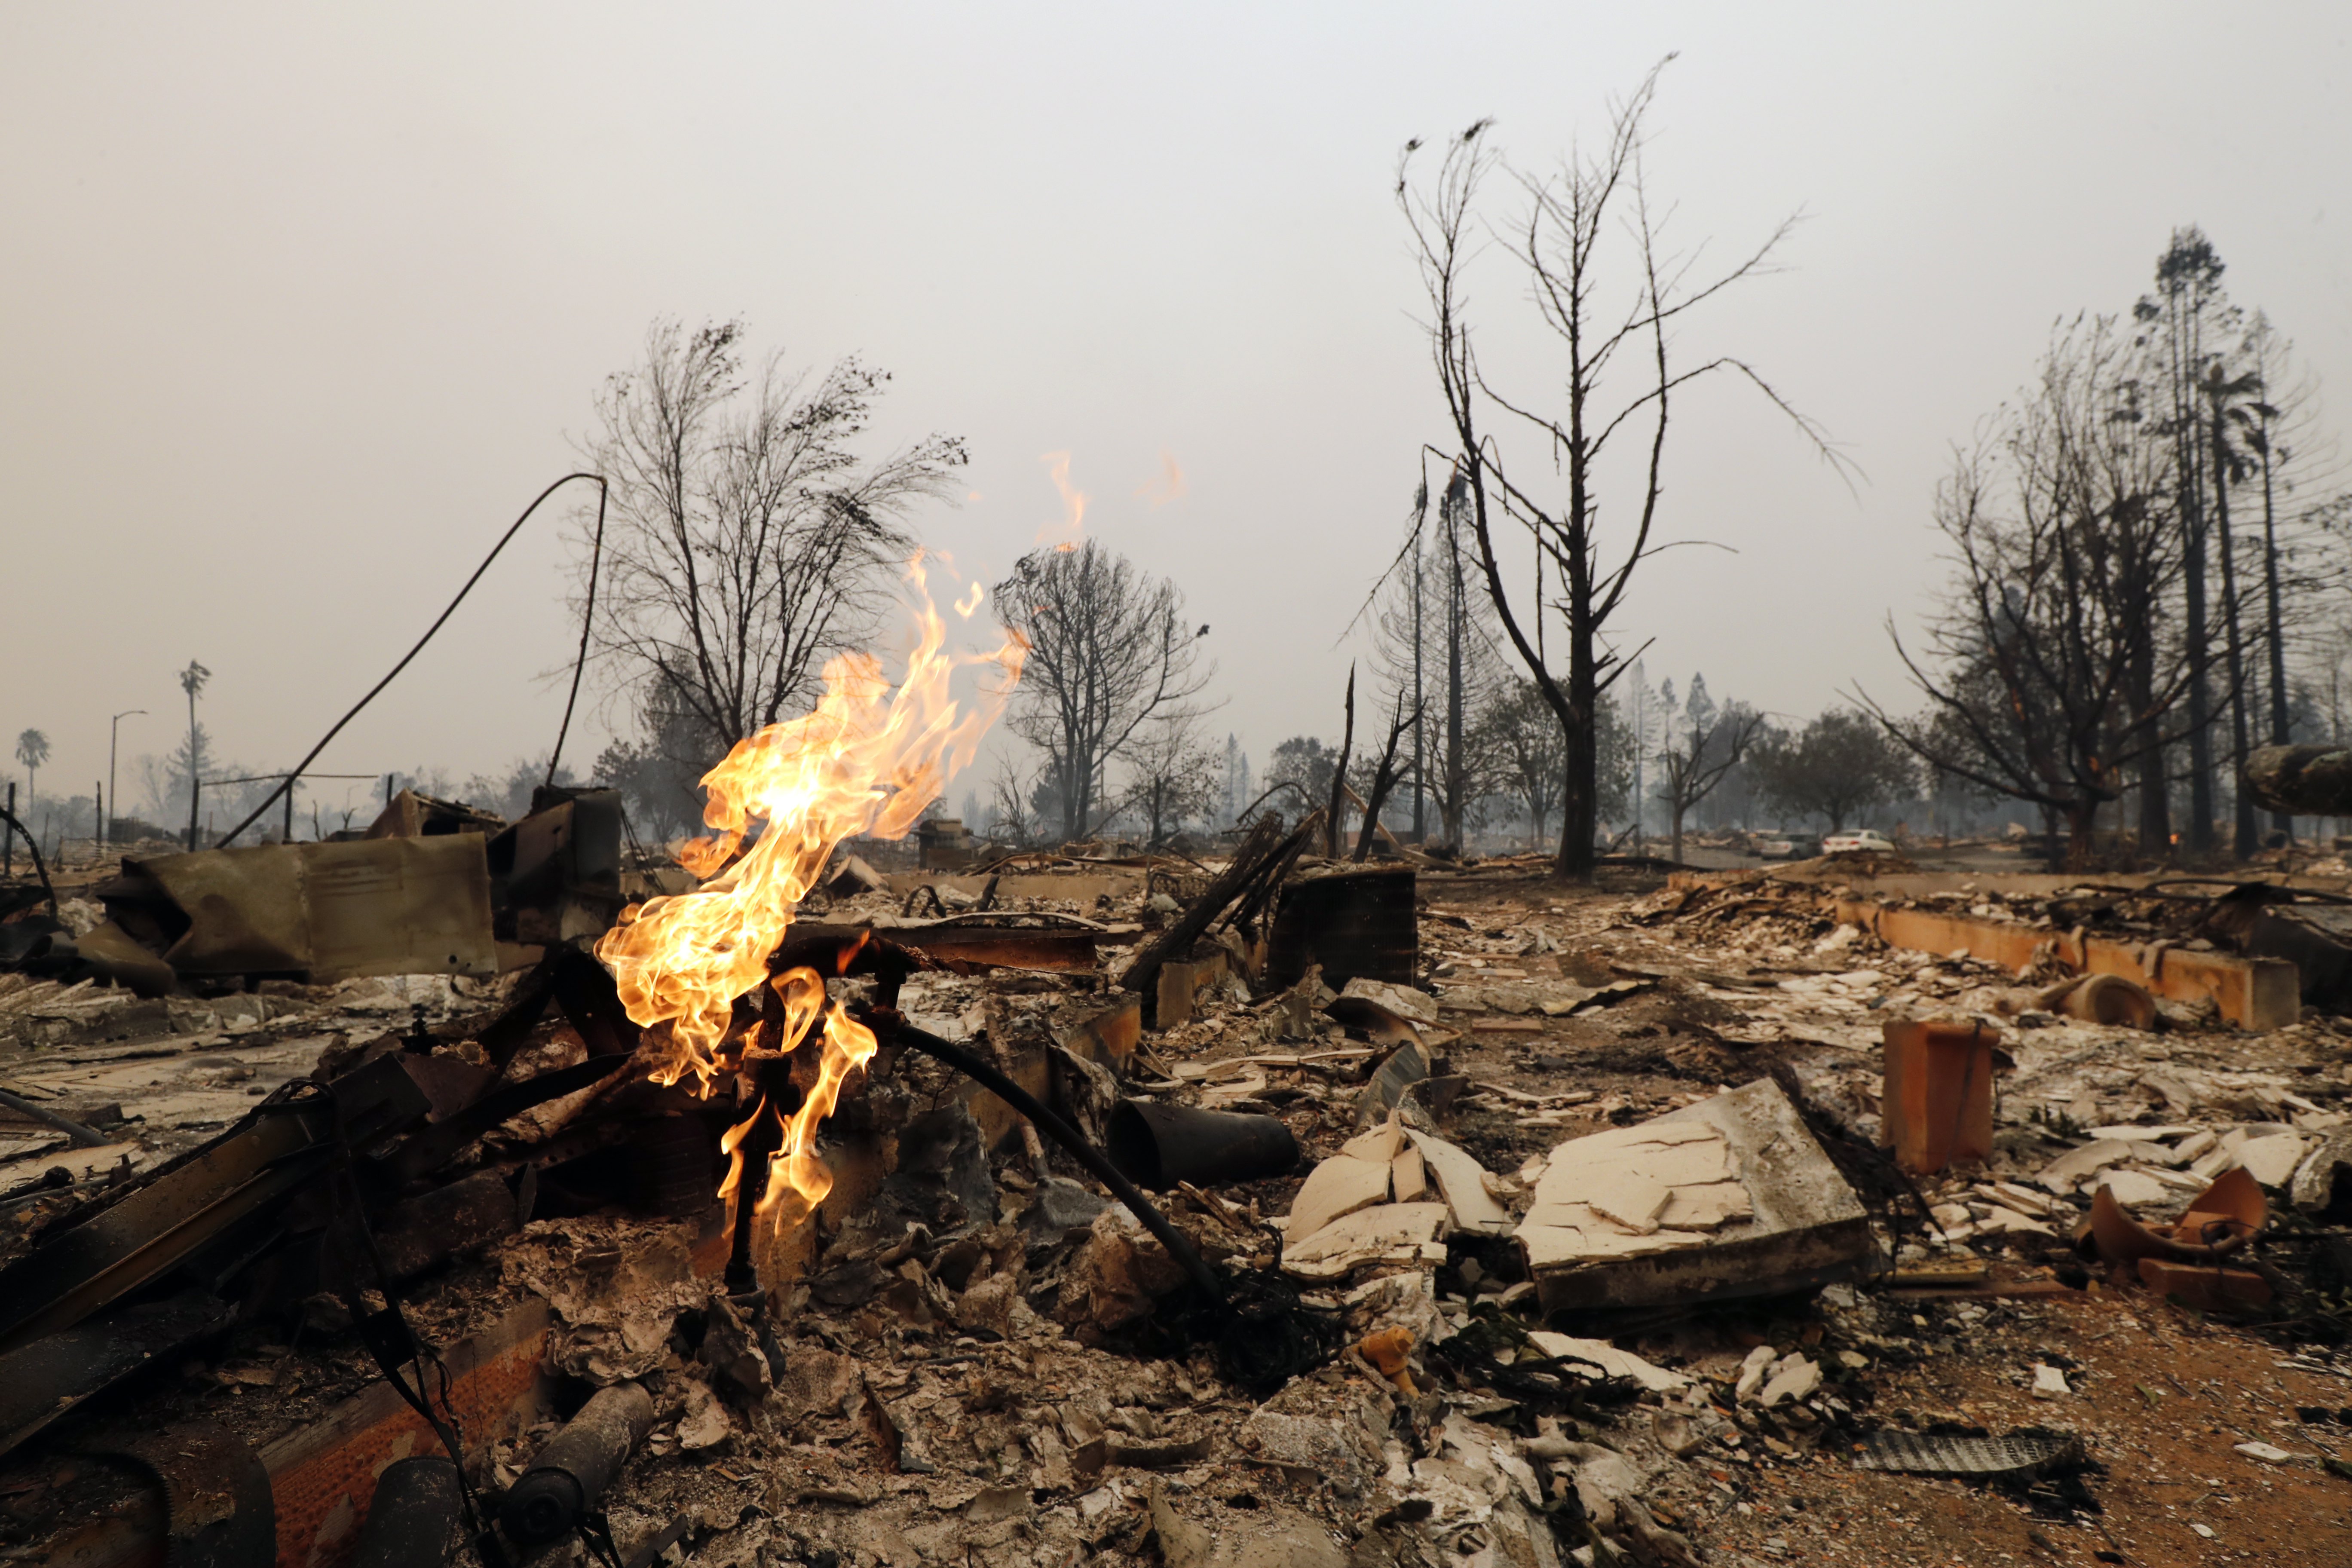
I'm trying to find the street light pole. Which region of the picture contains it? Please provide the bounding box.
[108,709,146,853]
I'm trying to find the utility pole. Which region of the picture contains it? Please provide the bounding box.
[108,708,146,852]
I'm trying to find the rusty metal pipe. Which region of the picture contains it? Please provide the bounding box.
[497,1382,655,1546]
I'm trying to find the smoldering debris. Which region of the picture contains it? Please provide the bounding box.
[10,832,2352,1566]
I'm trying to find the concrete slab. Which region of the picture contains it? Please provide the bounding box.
[1516,1077,1873,1313]
[1284,1152,1392,1242]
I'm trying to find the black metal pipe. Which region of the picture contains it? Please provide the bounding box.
[866,1010,1230,1310]
[354,1456,461,1568]
[498,1383,655,1546]
[1108,1099,1296,1190]
[0,1088,109,1148]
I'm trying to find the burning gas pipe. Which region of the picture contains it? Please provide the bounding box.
[741,927,1332,1393]
[590,563,1329,1389]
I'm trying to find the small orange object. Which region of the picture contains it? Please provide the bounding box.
[1881,1019,1998,1175]
[2136,1257,2273,1312]
[1358,1326,1417,1395]
[2091,1165,2266,1266]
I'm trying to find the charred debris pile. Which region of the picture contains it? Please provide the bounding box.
[9,812,2352,1565]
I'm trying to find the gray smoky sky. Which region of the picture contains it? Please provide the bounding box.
[5,4,2348,826]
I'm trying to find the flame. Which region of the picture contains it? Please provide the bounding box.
[1037,452,1087,551]
[595,557,1024,1234]
[746,995,878,1230]
[1137,450,1186,508]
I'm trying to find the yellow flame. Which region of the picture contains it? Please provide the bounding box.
[1037,452,1087,551]
[597,552,1020,1114]
[751,997,878,1230]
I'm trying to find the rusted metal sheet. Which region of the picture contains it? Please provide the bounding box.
[1063,996,1142,1068]
[886,871,1143,904]
[93,1422,276,1568]
[364,788,502,840]
[1835,898,2300,1032]
[106,836,496,981]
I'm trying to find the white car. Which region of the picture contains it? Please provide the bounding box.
[1821,828,1895,854]
[1753,830,1819,860]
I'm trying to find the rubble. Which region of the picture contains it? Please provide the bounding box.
[12,828,2352,1567]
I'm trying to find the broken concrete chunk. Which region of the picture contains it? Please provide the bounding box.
[2235,1440,2302,1465]
[1405,1128,1514,1237]
[1733,1344,1779,1403]
[2095,1169,2173,1209]
[1281,1202,1450,1278]
[2233,1132,2309,1188]
[1021,1176,1112,1248]
[1586,1171,1671,1236]
[826,853,890,897]
[1340,1121,1409,1163]
[1284,1150,1393,1242]
[1058,1206,1191,1329]
[1758,1354,1821,1407]
[1515,1078,1871,1312]
[1390,1146,1428,1203]
[674,1376,733,1450]
[2034,1138,2134,1194]
[1335,977,1437,1029]
[2291,1126,2352,1214]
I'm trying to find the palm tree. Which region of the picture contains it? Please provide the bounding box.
[13,729,49,810]
[180,661,211,849]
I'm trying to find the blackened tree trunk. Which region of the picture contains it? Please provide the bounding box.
[2212,394,2257,858]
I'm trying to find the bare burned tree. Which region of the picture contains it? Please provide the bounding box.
[1652,698,1764,865]
[993,540,1212,842]
[1326,668,1356,856]
[1351,690,1418,863]
[1115,711,1221,848]
[580,318,966,768]
[1859,316,2213,870]
[1398,60,1851,880]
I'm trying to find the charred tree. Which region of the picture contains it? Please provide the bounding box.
[1397,62,1850,880]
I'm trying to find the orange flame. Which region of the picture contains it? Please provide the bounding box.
[595,557,1023,1231]
[1137,450,1186,508]
[745,995,877,1230]
[1037,452,1087,551]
